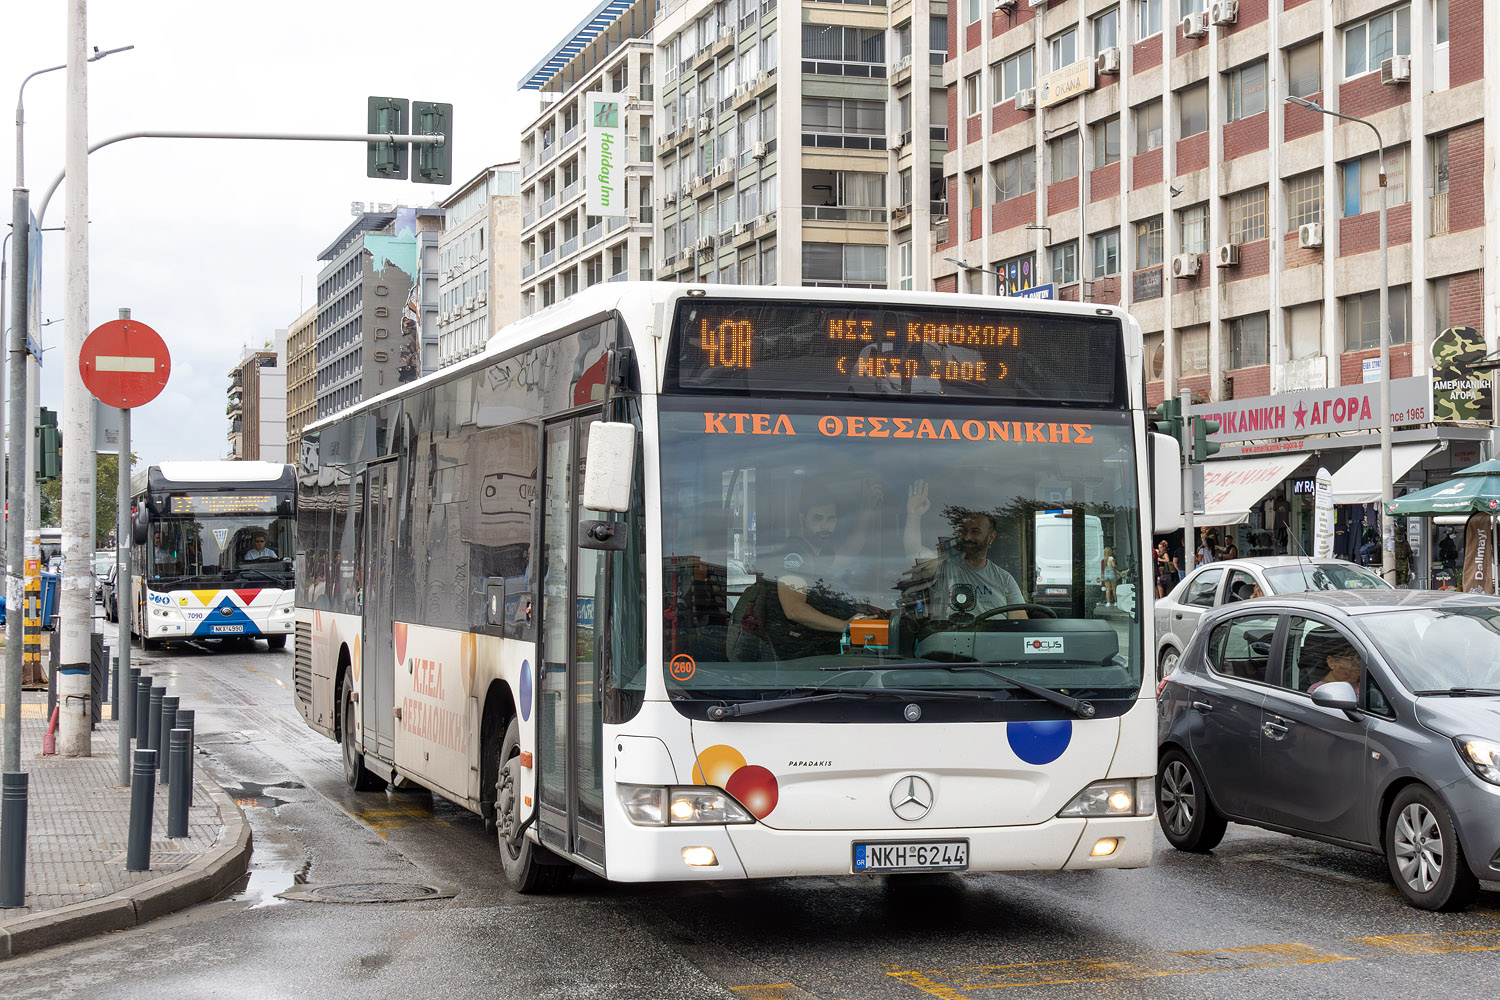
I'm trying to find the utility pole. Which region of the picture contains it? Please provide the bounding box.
[58,0,92,756]
[3,197,26,773]
[1180,388,1195,575]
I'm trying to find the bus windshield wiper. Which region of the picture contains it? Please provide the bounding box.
[1414,687,1500,697]
[706,686,993,721]
[822,661,1097,718]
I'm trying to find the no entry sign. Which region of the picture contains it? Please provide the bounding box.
[79,318,171,408]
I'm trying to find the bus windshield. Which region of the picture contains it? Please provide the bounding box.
[659,398,1143,718]
[148,514,295,587]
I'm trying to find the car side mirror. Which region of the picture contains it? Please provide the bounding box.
[1310,681,1359,713]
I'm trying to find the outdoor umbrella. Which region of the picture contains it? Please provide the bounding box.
[1385,459,1500,516]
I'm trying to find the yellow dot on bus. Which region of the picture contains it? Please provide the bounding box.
[692,745,747,787]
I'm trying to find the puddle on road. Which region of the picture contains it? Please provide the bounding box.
[226,854,312,909]
[219,779,305,810]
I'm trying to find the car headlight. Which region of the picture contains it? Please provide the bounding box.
[617,784,756,826]
[1455,736,1500,786]
[1059,778,1155,818]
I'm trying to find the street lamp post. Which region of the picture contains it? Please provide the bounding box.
[942,256,1004,295]
[1286,95,1395,584]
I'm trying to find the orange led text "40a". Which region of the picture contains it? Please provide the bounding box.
[701,318,753,368]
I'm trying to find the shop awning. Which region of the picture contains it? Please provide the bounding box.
[1329,442,1440,505]
[1198,454,1311,527]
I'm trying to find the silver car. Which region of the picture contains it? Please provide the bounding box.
[1158,591,1500,910]
[1155,556,1389,680]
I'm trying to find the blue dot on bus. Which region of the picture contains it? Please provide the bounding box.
[519,660,533,722]
[1007,720,1071,765]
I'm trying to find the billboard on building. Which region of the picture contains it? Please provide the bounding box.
[586,93,627,218]
[1430,326,1492,423]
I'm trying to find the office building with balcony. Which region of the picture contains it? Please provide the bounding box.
[519,1,658,313]
[436,163,525,366]
[226,346,284,462]
[651,0,949,291]
[284,305,317,465]
[937,0,1497,575]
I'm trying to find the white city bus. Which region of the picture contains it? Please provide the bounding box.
[129,462,297,650]
[294,283,1156,891]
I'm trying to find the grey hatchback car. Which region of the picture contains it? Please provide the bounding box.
[1158,591,1500,910]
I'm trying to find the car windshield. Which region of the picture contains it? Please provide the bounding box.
[658,399,1144,718]
[1263,563,1390,594]
[93,553,114,574]
[1359,606,1500,692]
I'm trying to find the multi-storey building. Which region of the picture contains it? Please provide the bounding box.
[436,163,525,366]
[938,0,1496,577]
[519,2,658,314]
[226,346,283,462]
[284,305,317,464]
[650,0,949,290]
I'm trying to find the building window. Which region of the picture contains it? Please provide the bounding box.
[1178,203,1209,254]
[1179,0,1206,15]
[1226,314,1269,369]
[898,241,913,290]
[1091,230,1121,277]
[1285,172,1322,229]
[1050,242,1079,285]
[1093,8,1120,53]
[1344,5,1411,79]
[1136,0,1162,39]
[1343,286,1412,349]
[1135,216,1164,267]
[930,16,949,63]
[964,74,981,116]
[803,244,886,287]
[993,152,1037,202]
[801,24,886,77]
[965,0,982,24]
[1287,41,1321,98]
[1179,327,1209,377]
[1342,147,1409,216]
[993,49,1034,103]
[760,246,777,284]
[1227,187,1268,244]
[1224,60,1267,123]
[1430,133,1450,235]
[1145,332,1165,380]
[1092,116,1121,167]
[1049,28,1078,71]
[1286,302,1323,359]
[1049,132,1079,182]
[1135,100,1163,153]
[1435,0,1449,44]
[1178,83,1208,138]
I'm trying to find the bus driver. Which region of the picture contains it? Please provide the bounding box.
[905,479,1027,619]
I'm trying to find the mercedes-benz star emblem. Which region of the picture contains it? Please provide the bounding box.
[889,775,934,822]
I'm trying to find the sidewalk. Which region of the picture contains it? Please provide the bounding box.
[0,714,252,960]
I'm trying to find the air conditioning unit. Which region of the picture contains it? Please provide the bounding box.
[1209,0,1238,26]
[1171,253,1201,278]
[1014,88,1037,111]
[682,182,695,198]
[715,156,734,175]
[1096,46,1122,76]
[664,189,677,204]
[1381,54,1411,85]
[891,206,908,220]
[1298,222,1324,249]
[464,296,476,312]
[697,115,712,132]
[1215,243,1240,268]
[733,221,750,236]
[1181,12,1208,38]
[476,290,487,306]
[752,140,768,159]
[755,71,769,87]
[891,133,908,149]
[696,237,715,253]
[994,0,1018,10]
[755,213,773,228]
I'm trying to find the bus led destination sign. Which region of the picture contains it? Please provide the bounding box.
[168,494,279,515]
[671,300,1123,404]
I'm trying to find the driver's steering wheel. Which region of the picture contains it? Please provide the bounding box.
[970,602,1059,623]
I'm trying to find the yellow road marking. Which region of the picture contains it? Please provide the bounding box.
[0,703,113,719]
[888,942,1353,994]
[1350,930,1500,955]
[239,660,290,690]
[730,984,827,1000]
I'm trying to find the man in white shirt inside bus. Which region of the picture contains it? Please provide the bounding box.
[242,532,278,561]
[905,480,1027,619]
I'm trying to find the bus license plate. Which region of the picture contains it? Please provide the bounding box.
[853,840,968,873]
[211,624,244,634]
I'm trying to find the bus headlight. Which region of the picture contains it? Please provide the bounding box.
[1058,778,1155,818]
[618,784,756,826]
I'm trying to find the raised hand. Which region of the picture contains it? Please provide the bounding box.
[907,479,931,518]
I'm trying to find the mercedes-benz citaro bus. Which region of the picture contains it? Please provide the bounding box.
[129,462,297,650]
[294,283,1156,892]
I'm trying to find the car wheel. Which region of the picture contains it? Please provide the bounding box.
[1157,646,1180,684]
[495,717,574,893]
[1157,749,1227,852]
[1385,785,1478,911]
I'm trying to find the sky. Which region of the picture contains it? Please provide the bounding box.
[1,0,594,470]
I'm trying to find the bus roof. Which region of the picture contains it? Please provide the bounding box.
[134,461,296,496]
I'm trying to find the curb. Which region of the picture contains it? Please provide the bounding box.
[0,776,253,961]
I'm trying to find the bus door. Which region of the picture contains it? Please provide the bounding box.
[362,460,398,759]
[535,417,605,868]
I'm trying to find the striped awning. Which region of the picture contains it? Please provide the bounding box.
[518,0,636,92]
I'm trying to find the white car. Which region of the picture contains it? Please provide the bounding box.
[1154,556,1389,681]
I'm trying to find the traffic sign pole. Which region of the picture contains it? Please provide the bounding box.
[113,308,133,788]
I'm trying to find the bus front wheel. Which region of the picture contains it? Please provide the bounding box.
[266,634,287,651]
[495,717,574,894]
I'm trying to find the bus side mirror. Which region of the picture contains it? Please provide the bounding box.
[582,422,636,513]
[131,505,150,546]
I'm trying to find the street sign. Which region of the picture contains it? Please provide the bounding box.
[1012,283,1055,300]
[79,318,171,408]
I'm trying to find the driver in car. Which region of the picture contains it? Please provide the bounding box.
[905,481,1027,619]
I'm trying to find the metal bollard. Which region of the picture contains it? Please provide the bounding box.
[158,697,178,779]
[148,686,165,759]
[127,668,141,739]
[126,749,156,871]
[134,676,152,747]
[175,709,196,795]
[110,656,120,723]
[167,730,190,837]
[0,773,28,907]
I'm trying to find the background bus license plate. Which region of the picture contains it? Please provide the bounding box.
[853,840,968,873]
[211,624,244,634]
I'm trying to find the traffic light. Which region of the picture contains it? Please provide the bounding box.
[412,101,453,185]
[366,96,409,179]
[35,408,60,481]
[1192,416,1221,463]
[1152,398,1182,440]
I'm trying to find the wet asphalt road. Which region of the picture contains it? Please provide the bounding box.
[3,638,1498,999]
